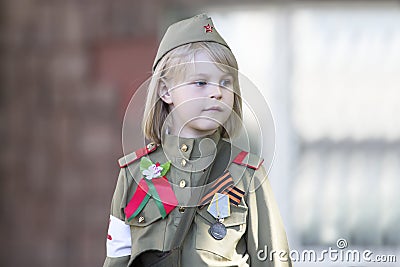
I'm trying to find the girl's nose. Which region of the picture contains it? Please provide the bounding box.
[209,84,222,100]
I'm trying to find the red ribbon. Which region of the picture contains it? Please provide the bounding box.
[125,176,178,221]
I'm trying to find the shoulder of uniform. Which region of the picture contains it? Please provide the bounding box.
[118,142,159,168]
[231,147,264,170]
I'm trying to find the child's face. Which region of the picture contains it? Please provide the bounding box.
[161,51,235,138]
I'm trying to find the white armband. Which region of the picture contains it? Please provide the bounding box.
[106,215,132,257]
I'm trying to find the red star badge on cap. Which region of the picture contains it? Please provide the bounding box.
[204,24,213,33]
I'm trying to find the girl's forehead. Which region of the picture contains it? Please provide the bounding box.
[182,63,234,80]
[183,55,234,78]
[166,50,236,82]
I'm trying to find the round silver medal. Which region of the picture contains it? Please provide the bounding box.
[208,221,227,240]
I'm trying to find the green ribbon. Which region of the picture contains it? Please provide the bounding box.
[145,179,167,218]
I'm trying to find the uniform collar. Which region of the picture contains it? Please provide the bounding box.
[162,129,221,160]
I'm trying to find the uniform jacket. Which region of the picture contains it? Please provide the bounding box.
[103,130,291,267]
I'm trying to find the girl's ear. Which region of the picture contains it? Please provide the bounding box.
[159,80,173,104]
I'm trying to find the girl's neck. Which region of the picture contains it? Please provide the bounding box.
[168,128,218,139]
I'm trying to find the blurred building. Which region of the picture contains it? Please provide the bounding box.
[1,0,399,266]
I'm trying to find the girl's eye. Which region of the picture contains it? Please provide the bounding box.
[194,81,208,87]
[220,79,232,88]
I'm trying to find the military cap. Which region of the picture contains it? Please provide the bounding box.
[153,13,230,71]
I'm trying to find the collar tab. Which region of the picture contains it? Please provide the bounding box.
[118,142,159,168]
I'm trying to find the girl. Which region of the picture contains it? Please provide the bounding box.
[104,14,291,267]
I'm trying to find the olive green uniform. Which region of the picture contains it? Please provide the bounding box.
[103,131,291,266]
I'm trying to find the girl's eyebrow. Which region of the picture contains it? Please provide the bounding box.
[187,73,234,79]
[188,73,208,79]
[222,73,234,79]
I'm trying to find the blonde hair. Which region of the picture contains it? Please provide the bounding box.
[142,42,242,143]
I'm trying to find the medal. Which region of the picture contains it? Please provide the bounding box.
[209,219,227,240]
[207,193,230,240]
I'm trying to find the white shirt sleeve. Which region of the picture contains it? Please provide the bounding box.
[106,215,132,258]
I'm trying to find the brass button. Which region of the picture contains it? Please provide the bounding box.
[138,216,145,223]
[146,142,155,150]
[178,206,185,213]
[179,180,186,188]
[180,144,188,152]
[181,159,187,167]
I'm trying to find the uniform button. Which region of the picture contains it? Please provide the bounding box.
[181,159,187,167]
[180,144,188,152]
[178,206,185,213]
[138,216,145,223]
[179,180,186,188]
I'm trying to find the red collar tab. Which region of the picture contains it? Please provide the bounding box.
[232,151,264,170]
[118,143,158,168]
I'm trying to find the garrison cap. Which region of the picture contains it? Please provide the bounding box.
[152,13,231,71]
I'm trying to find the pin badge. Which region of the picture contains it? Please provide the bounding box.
[204,24,213,33]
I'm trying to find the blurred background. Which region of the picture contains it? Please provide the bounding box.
[1,0,399,266]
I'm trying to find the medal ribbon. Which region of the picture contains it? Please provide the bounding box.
[207,193,230,220]
[199,171,245,208]
[215,194,220,219]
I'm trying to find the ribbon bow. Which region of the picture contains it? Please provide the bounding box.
[125,157,178,221]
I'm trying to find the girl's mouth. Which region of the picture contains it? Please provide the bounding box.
[203,106,223,112]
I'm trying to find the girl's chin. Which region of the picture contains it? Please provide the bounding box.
[190,120,222,131]
[177,122,222,137]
